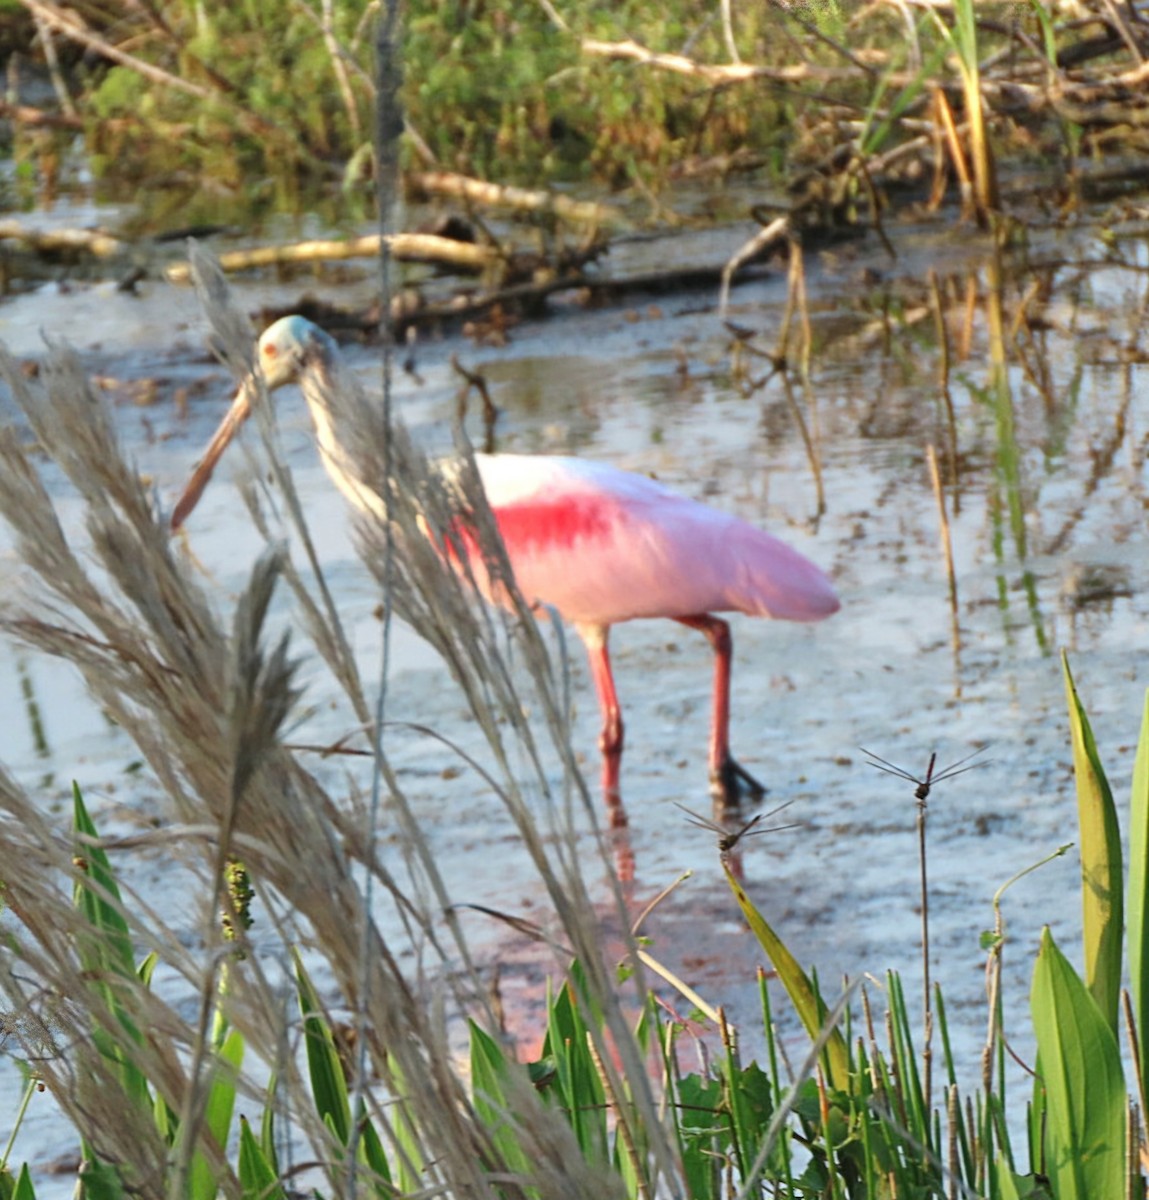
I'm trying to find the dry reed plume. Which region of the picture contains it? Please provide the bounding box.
[0,250,677,1198]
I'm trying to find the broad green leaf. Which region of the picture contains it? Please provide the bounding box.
[383,1053,423,1195]
[993,1158,1021,1200]
[72,788,150,1111]
[355,1105,393,1194]
[720,1056,774,1185]
[187,1026,244,1200]
[238,1116,286,1200]
[1062,654,1123,1031]
[469,1021,532,1177]
[1031,927,1125,1200]
[541,978,608,1163]
[675,1073,723,1200]
[722,861,849,1090]
[1127,690,1149,1066]
[10,1164,35,1200]
[152,1092,174,1142]
[72,784,133,976]
[136,952,158,988]
[293,950,350,1146]
[76,1141,126,1200]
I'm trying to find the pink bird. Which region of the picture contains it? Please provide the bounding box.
[171,316,839,816]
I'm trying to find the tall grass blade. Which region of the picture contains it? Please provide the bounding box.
[293,950,351,1148]
[859,38,947,158]
[1027,0,1058,65]
[1062,654,1124,1032]
[721,861,849,1090]
[71,788,153,1118]
[469,1020,534,1179]
[1031,926,1126,1199]
[541,973,609,1165]
[1127,691,1149,1074]
[237,1116,286,1200]
[72,784,134,977]
[186,1026,244,1200]
[885,972,933,1162]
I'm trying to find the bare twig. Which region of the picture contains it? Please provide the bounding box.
[719,216,792,316]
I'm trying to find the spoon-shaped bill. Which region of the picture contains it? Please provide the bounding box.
[170,380,255,530]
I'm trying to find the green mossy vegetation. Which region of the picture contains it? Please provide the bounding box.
[7,1,1143,226]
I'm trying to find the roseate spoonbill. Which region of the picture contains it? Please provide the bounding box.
[171,316,839,811]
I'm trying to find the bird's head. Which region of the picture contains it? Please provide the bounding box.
[170,316,337,530]
[256,315,337,390]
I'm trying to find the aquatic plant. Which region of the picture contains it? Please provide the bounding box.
[0,240,1145,1197]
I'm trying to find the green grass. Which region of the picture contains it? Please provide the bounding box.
[4,666,1144,1198]
[7,0,1141,224]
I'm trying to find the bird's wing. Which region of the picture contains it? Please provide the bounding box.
[474,455,838,626]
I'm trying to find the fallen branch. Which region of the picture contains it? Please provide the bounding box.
[165,232,501,283]
[19,0,216,102]
[410,170,626,228]
[0,100,84,131]
[0,220,126,259]
[580,36,871,85]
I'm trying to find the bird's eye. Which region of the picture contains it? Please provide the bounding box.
[263,343,278,360]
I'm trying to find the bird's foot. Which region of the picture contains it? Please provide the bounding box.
[711,755,767,811]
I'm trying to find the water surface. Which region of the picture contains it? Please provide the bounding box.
[1,217,1147,1188]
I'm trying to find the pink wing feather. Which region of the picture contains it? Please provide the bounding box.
[474,454,838,626]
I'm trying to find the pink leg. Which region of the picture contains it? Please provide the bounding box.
[578,623,628,827]
[676,614,766,808]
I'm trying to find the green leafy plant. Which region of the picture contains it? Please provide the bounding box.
[12,0,1114,222]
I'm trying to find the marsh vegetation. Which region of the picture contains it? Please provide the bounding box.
[0,1,1148,1197]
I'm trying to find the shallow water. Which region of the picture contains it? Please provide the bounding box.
[1,217,1147,1188]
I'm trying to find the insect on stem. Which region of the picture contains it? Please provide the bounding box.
[675,800,799,855]
[858,744,989,1123]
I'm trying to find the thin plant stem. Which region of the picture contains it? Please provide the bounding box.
[919,783,932,1123]
[346,1,402,1193]
[926,443,961,695]
[318,0,363,140]
[928,269,960,514]
[1122,988,1147,1144]
[0,1071,39,1173]
[781,245,825,520]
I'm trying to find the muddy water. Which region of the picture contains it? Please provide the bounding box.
[1,219,1147,1187]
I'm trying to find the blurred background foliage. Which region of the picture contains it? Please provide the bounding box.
[0,1,1072,225]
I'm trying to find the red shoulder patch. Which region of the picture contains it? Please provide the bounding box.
[493,493,620,555]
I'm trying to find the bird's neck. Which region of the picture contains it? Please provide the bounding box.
[303,373,388,522]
